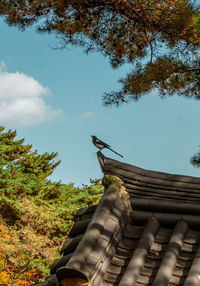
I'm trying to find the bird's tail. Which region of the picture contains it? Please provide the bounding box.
[108,147,123,158]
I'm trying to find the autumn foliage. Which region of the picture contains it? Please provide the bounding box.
[0,127,103,285]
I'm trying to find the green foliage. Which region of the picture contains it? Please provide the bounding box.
[0,0,199,103]
[1,1,200,164]
[0,127,104,285]
[191,151,200,167]
[0,126,60,181]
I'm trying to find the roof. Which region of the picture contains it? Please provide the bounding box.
[36,151,200,286]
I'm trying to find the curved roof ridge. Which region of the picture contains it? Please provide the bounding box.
[97,151,200,187]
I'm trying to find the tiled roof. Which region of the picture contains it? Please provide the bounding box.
[36,152,200,286]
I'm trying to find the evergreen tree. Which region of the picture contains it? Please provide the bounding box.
[0,126,103,285]
[0,0,199,104]
[0,126,60,220]
[1,1,200,162]
[0,126,60,180]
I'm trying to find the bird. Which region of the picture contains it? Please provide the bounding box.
[91,135,123,158]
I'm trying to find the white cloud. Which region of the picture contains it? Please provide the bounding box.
[0,62,62,126]
[0,60,6,72]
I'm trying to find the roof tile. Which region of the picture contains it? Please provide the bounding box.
[36,152,200,286]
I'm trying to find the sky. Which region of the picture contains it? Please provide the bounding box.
[1,18,200,186]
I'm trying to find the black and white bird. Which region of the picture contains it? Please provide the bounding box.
[91,135,123,158]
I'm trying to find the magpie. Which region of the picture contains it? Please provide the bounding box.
[91,135,123,158]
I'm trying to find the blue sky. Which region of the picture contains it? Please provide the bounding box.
[1,18,200,186]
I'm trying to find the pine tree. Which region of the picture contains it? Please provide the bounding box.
[1,1,200,162]
[0,127,103,285]
[0,126,60,180]
[0,126,61,215]
[0,0,199,104]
